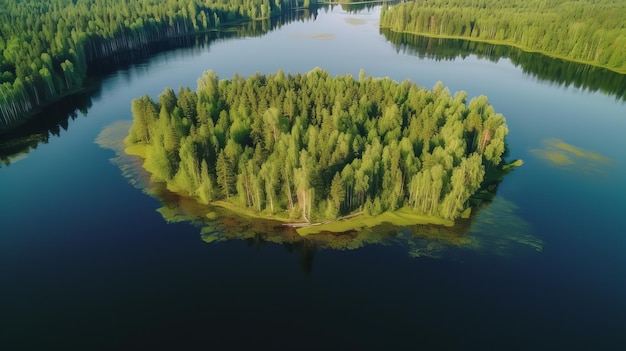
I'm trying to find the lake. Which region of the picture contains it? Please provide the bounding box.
[1,4,625,350]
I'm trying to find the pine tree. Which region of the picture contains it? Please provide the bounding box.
[216,151,233,199]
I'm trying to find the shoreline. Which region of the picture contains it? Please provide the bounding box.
[380,26,626,76]
[212,199,455,236]
[125,142,457,236]
[0,8,306,135]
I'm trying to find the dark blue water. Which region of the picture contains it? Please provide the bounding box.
[2,6,626,350]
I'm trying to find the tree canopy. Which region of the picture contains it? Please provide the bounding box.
[0,0,313,130]
[127,68,511,223]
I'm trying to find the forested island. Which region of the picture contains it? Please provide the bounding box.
[125,69,514,228]
[380,0,626,74]
[98,119,541,258]
[0,0,315,130]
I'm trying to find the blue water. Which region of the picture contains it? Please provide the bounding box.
[1,6,625,350]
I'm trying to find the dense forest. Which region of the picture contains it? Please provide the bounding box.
[0,9,323,167]
[4,0,624,131]
[380,0,626,73]
[126,69,510,223]
[0,0,313,130]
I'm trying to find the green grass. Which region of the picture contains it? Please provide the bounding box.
[209,200,455,237]
[296,206,454,236]
[124,144,147,158]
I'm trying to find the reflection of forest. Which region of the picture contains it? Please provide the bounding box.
[381,30,626,101]
[333,0,384,13]
[0,9,318,167]
[152,167,542,264]
[0,84,98,167]
[89,8,323,74]
[97,120,542,271]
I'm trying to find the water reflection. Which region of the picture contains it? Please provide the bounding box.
[97,121,543,269]
[89,8,321,74]
[380,30,626,101]
[335,0,385,13]
[0,84,99,168]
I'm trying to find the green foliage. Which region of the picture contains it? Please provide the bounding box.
[0,0,305,129]
[128,69,512,222]
[380,0,626,74]
[216,150,234,199]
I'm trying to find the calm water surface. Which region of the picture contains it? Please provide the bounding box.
[1,6,625,350]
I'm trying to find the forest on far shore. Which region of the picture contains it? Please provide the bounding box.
[380,0,626,73]
[126,69,510,223]
[0,0,314,129]
[2,0,624,131]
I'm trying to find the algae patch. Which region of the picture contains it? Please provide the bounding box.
[344,18,367,26]
[94,120,154,196]
[466,196,543,255]
[291,33,336,40]
[531,138,614,175]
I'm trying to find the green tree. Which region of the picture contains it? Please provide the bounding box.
[127,68,513,222]
[329,172,346,215]
[216,151,233,199]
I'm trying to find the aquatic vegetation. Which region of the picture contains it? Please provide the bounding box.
[531,138,614,175]
[344,18,368,26]
[292,33,336,40]
[466,196,543,255]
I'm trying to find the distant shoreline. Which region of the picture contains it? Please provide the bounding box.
[380,26,626,76]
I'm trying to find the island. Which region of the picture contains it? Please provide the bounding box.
[125,68,517,234]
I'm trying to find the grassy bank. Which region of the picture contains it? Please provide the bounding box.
[296,207,454,236]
